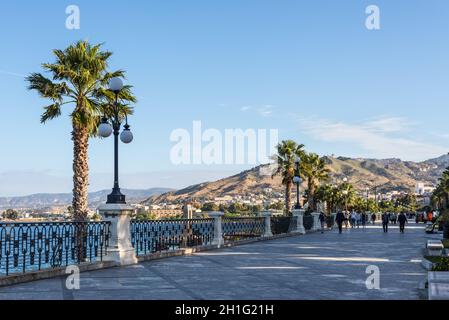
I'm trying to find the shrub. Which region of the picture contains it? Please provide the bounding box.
[432,257,449,272]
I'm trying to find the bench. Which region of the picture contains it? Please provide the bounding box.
[429,282,449,300]
[427,240,444,257]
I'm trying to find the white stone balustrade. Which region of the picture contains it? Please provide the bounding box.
[311,212,321,231]
[98,203,138,266]
[260,211,274,237]
[208,211,225,247]
[292,209,306,234]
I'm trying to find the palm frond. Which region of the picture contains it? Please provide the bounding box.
[41,103,62,123]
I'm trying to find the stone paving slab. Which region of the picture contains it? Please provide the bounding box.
[0,223,440,300]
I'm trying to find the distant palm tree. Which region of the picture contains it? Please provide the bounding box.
[272,140,305,215]
[27,41,136,221]
[301,153,330,211]
[435,167,449,209]
[316,184,339,214]
[338,182,356,211]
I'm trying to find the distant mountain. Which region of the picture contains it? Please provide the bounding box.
[144,155,449,205]
[0,188,173,210]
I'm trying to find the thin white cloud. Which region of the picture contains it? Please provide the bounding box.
[241,105,275,117]
[365,116,413,133]
[296,116,448,161]
[0,69,26,78]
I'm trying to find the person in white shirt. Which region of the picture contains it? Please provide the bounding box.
[350,211,357,228]
[355,212,361,228]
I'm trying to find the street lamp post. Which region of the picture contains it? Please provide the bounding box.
[342,177,349,212]
[366,187,369,212]
[293,156,302,210]
[98,77,134,204]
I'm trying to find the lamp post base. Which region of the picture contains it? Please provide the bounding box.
[107,188,126,204]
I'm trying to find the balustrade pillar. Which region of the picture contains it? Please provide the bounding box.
[98,203,138,266]
[208,212,224,247]
[311,212,321,231]
[260,211,273,237]
[292,209,306,234]
[331,213,338,228]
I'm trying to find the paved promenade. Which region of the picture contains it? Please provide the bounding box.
[0,223,440,300]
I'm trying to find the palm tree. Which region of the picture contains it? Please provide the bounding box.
[338,182,356,211]
[439,168,449,209]
[432,185,445,210]
[316,184,339,214]
[27,41,136,221]
[272,140,305,215]
[300,153,330,211]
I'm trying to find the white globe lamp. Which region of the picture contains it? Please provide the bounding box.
[120,126,133,144]
[98,119,113,138]
[109,77,124,93]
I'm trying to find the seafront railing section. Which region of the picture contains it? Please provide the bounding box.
[271,216,298,235]
[130,219,215,256]
[222,217,265,242]
[0,221,110,276]
[0,212,328,278]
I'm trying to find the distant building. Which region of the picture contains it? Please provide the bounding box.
[415,182,435,196]
[149,209,183,219]
[415,183,425,195]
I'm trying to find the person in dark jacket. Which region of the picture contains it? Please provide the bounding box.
[319,212,326,233]
[371,213,377,225]
[382,212,390,233]
[336,211,345,234]
[398,212,407,233]
[361,213,367,229]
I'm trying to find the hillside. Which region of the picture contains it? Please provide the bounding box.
[0,188,173,210]
[144,155,449,205]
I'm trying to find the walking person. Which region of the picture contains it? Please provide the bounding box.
[355,212,361,228]
[350,211,356,228]
[382,212,390,233]
[371,213,377,225]
[344,211,349,229]
[336,211,345,234]
[398,212,407,233]
[361,212,367,229]
[319,212,326,234]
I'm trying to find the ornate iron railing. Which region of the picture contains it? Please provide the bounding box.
[130,219,215,256]
[271,216,297,235]
[0,221,110,276]
[222,217,265,242]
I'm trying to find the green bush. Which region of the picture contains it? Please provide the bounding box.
[432,257,449,272]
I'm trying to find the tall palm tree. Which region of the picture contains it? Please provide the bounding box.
[432,185,445,210]
[439,168,449,209]
[316,184,339,214]
[272,140,305,215]
[300,153,330,211]
[27,41,136,221]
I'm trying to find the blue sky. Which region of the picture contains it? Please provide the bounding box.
[0,0,448,196]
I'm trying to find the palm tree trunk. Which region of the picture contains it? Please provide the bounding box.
[72,125,90,221]
[72,123,89,263]
[285,181,292,215]
[308,181,315,211]
[445,193,449,209]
